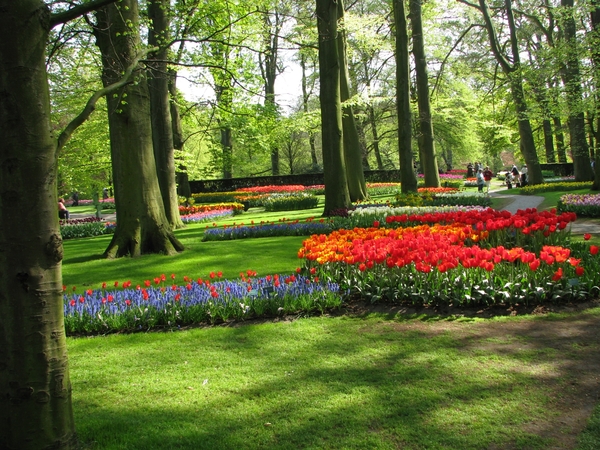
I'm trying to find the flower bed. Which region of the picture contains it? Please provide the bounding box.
[394,191,491,208]
[179,202,244,215]
[237,185,307,194]
[181,209,236,224]
[297,209,597,307]
[520,181,593,195]
[60,218,115,239]
[202,218,332,241]
[63,272,341,334]
[263,192,319,212]
[558,193,600,217]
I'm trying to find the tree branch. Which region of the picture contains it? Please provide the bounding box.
[50,0,119,29]
[56,48,155,153]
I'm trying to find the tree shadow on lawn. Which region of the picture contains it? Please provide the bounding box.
[71,305,600,449]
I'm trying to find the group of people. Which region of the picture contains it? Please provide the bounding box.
[505,165,528,189]
[474,165,493,193]
[468,162,529,193]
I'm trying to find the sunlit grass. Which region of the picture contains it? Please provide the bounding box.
[68,311,600,450]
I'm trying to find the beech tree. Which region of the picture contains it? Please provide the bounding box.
[317,0,352,214]
[147,0,185,229]
[591,0,600,190]
[459,0,544,185]
[394,0,418,192]
[0,1,124,448]
[409,0,440,186]
[337,2,369,202]
[93,0,184,257]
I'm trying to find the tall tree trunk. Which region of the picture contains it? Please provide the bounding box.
[147,0,184,229]
[591,0,600,189]
[542,119,556,163]
[94,1,183,257]
[221,126,233,179]
[213,79,233,178]
[394,0,418,192]
[261,10,282,176]
[300,55,319,170]
[559,0,594,181]
[462,0,543,184]
[317,0,351,214]
[168,70,191,199]
[367,102,384,170]
[409,0,440,187]
[0,3,77,448]
[0,0,123,447]
[553,116,568,163]
[337,1,368,202]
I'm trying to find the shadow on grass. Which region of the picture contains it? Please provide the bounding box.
[70,310,600,449]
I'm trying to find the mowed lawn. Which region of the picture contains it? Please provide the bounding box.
[64,191,600,449]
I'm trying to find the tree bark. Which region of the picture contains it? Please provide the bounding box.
[559,0,594,181]
[591,0,600,189]
[300,55,320,170]
[148,0,184,229]
[462,0,543,184]
[0,0,119,447]
[542,119,556,163]
[409,0,440,186]
[168,70,192,199]
[94,1,183,257]
[337,1,368,202]
[261,10,282,176]
[317,0,351,214]
[553,116,568,163]
[394,0,418,192]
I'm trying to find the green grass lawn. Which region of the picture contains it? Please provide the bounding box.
[64,187,600,449]
[68,309,600,450]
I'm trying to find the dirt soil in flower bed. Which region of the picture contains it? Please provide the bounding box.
[225,298,600,449]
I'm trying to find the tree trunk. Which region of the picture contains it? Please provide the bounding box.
[553,116,568,163]
[300,55,320,170]
[148,0,184,229]
[542,119,556,163]
[168,70,192,199]
[369,105,385,170]
[94,1,183,257]
[409,0,440,187]
[591,0,600,190]
[337,1,368,202]
[559,0,594,181]
[467,0,543,184]
[394,0,418,192]
[0,2,77,448]
[261,11,282,176]
[317,0,351,214]
[221,127,233,179]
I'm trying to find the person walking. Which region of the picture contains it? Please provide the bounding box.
[483,166,493,193]
[511,166,520,187]
[476,169,485,193]
[520,165,528,187]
